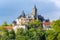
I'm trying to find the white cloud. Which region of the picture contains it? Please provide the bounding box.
[47,11,60,21]
[50,0,60,8]
[32,0,49,2]
[32,0,60,8]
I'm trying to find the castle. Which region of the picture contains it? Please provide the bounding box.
[12,5,51,32]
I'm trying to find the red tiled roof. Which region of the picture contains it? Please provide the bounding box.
[43,22,51,26]
[4,26,13,30]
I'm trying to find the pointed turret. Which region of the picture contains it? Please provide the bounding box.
[34,5,37,10]
[21,10,26,18]
[17,10,26,19]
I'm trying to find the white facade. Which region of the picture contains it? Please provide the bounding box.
[13,25,26,32]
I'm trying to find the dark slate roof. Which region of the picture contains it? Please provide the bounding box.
[17,15,23,19]
[21,11,26,17]
[45,19,50,22]
[17,11,26,19]
[12,21,16,24]
[38,15,44,19]
[38,15,44,22]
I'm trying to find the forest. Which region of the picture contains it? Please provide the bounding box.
[0,19,60,40]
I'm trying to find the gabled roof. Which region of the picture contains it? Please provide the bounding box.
[12,21,16,25]
[43,22,51,26]
[4,26,13,30]
[17,11,26,19]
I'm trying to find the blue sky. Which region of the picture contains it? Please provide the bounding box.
[0,0,60,25]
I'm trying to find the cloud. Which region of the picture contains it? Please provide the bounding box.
[50,12,60,21]
[42,11,60,21]
[31,0,60,8]
[31,0,49,3]
[35,0,60,20]
[35,0,60,8]
[50,0,60,8]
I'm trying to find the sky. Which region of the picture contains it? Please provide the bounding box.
[0,0,60,25]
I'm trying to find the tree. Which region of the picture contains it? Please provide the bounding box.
[46,19,60,40]
[28,19,42,29]
[9,24,13,26]
[16,28,26,40]
[8,29,15,40]
[2,22,8,26]
[27,19,46,40]
[1,29,9,40]
[36,28,46,40]
[52,20,60,32]
[46,30,57,40]
[28,28,36,40]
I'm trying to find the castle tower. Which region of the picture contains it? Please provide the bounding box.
[31,5,38,19]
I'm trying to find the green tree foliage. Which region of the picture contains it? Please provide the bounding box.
[0,29,16,40]
[9,24,13,26]
[1,19,60,40]
[16,28,46,40]
[15,19,46,40]
[0,19,46,40]
[16,28,26,40]
[46,30,57,40]
[46,19,60,40]
[8,29,15,40]
[52,20,60,32]
[29,28,46,40]
[0,29,9,40]
[2,22,8,26]
[28,19,42,29]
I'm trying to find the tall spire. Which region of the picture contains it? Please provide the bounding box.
[34,5,37,10]
[17,10,26,19]
[32,5,37,19]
